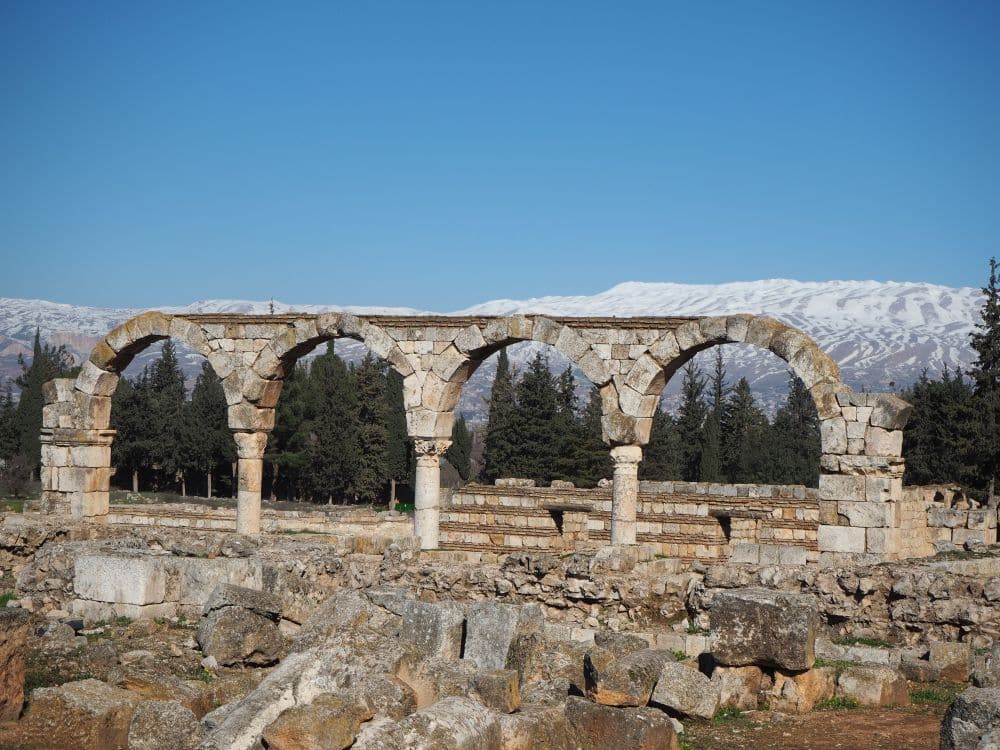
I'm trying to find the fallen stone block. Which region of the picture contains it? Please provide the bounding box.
[367,589,465,660]
[769,667,836,714]
[23,678,138,750]
[202,582,280,619]
[712,665,762,711]
[196,606,283,667]
[710,587,819,671]
[835,666,910,707]
[401,657,520,713]
[74,553,166,605]
[128,700,204,750]
[0,609,31,721]
[649,661,721,720]
[930,641,973,683]
[464,601,543,679]
[564,696,679,750]
[585,648,674,707]
[262,693,374,750]
[941,687,1000,750]
[352,696,503,750]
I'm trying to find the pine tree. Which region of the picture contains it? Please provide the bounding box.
[111,370,154,492]
[447,414,473,481]
[641,405,681,480]
[303,343,360,503]
[383,368,413,502]
[552,366,583,482]
[574,387,612,487]
[185,361,235,498]
[699,350,727,482]
[969,257,1000,497]
[0,386,18,462]
[267,363,310,501]
[721,377,769,482]
[676,362,708,481]
[512,352,560,482]
[146,340,187,491]
[14,330,76,471]
[769,372,821,486]
[353,353,390,502]
[483,349,519,482]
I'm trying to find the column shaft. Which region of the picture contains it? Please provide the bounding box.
[610,445,643,545]
[234,431,268,535]
[413,439,450,550]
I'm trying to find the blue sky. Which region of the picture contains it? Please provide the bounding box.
[1,1,997,311]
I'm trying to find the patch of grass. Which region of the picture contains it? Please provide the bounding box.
[833,636,891,649]
[393,502,415,513]
[277,528,329,535]
[816,696,860,710]
[686,623,709,635]
[0,498,25,513]
[671,649,689,661]
[191,668,215,683]
[113,616,133,627]
[713,706,749,726]
[0,591,15,608]
[911,685,964,705]
[814,657,855,669]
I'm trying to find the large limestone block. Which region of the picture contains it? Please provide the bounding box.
[563,697,679,750]
[0,609,31,720]
[24,679,138,750]
[173,557,263,607]
[649,661,721,720]
[869,393,913,430]
[366,590,464,661]
[769,667,836,713]
[710,588,819,671]
[75,554,166,606]
[712,665,763,711]
[400,657,520,713]
[817,524,867,553]
[262,693,373,750]
[942,688,1000,750]
[463,602,544,678]
[835,666,910,707]
[128,699,204,750]
[930,641,973,683]
[352,696,502,750]
[196,607,283,667]
[864,426,903,456]
[584,648,674,707]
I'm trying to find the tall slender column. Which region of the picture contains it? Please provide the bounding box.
[413,438,451,550]
[234,431,268,535]
[610,444,643,545]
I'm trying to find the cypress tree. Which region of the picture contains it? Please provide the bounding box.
[699,350,727,482]
[268,363,309,501]
[14,330,76,471]
[969,257,1000,497]
[0,386,18,462]
[676,362,708,481]
[769,372,821,487]
[185,361,235,497]
[641,405,682,480]
[553,365,583,482]
[447,414,473,481]
[353,352,390,502]
[303,343,360,503]
[574,387,611,487]
[111,369,155,492]
[512,352,559,482]
[146,340,187,491]
[721,377,769,482]
[483,349,519,482]
[383,368,413,501]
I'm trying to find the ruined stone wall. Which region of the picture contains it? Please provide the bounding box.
[441,481,819,563]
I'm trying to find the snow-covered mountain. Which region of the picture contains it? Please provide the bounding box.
[0,280,983,418]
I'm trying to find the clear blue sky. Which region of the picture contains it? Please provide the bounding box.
[1,1,997,310]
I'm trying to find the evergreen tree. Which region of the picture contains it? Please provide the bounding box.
[574,387,611,487]
[447,414,473,481]
[769,372,821,486]
[969,256,1000,496]
[511,352,559,482]
[146,340,187,491]
[111,369,154,492]
[14,330,76,470]
[303,344,360,502]
[353,353,390,502]
[185,361,235,497]
[384,368,413,488]
[552,366,583,482]
[901,367,979,488]
[267,363,310,501]
[699,350,727,481]
[721,377,769,482]
[483,349,519,482]
[0,386,18,462]
[676,363,708,481]
[641,405,681,480]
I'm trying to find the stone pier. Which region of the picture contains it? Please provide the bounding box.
[38,310,912,561]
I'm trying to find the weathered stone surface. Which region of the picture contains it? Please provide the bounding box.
[196,607,283,667]
[75,554,166,605]
[584,648,674,707]
[649,661,721,720]
[128,699,204,750]
[0,608,31,721]
[930,640,973,682]
[463,601,543,678]
[712,665,762,711]
[835,666,910,707]
[366,589,464,660]
[203,583,280,618]
[261,693,373,750]
[769,667,836,714]
[23,679,138,750]
[563,696,679,750]
[710,588,819,671]
[401,657,521,713]
[352,696,503,750]
[941,688,1000,750]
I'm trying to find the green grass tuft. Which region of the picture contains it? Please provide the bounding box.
[832,636,891,649]
[816,696,860,710]
[911,685,963,705]
[671,649,689,661]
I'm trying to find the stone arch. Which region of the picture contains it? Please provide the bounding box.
[643,314,851,455]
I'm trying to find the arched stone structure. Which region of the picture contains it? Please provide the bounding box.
[39,310,911,561]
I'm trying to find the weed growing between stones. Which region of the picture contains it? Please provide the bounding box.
[832,636,891,649]
[911,685,964,705]
[816,696,860,710]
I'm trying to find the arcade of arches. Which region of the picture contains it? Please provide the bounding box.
[37,311,913,560]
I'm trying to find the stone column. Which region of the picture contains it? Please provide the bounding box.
[413,439,451,550]
[610,445,643,545]
[234,431,268,535]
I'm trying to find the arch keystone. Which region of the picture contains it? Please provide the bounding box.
[674,321,706,351]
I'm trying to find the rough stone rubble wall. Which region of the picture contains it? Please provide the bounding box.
[442,481,819,563]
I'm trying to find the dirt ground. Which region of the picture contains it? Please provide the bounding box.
[682,704,947,750]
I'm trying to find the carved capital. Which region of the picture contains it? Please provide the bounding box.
[610,444,643,466]
[414,438,452,457]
